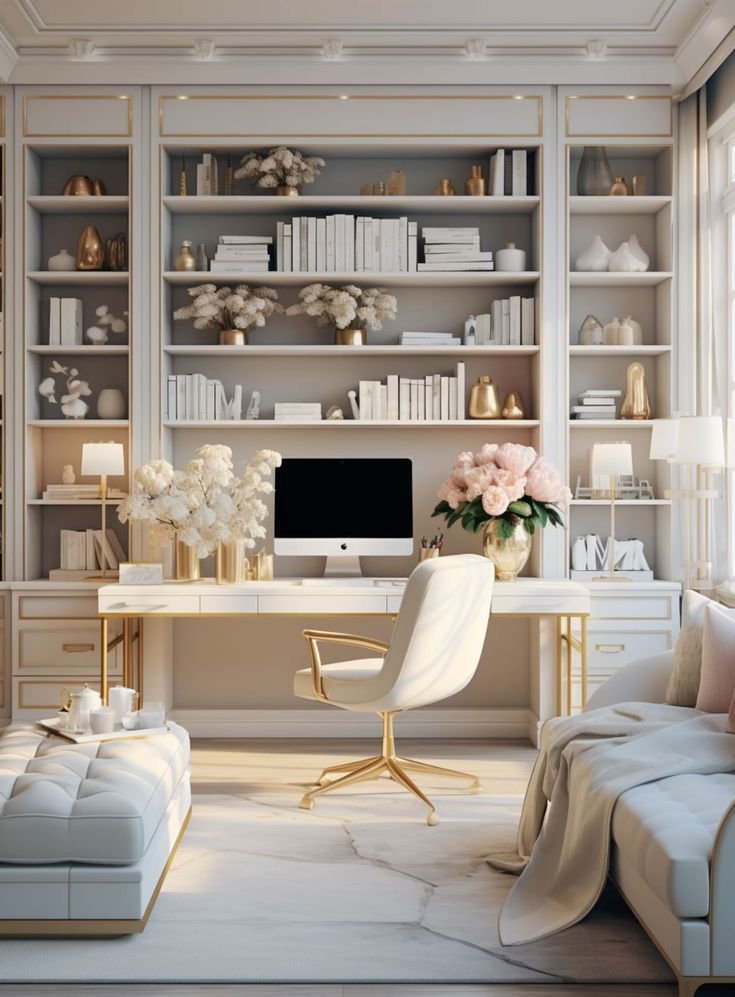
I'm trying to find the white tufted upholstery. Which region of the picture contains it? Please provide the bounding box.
[0,724,189,865]
[613,772,735,918]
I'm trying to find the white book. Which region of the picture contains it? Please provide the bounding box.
[489,150,505,195]
[424,241,481,253]
[440,376,449,421]
[401,330,454,339]
[215,382,227,419]
[355,217,365,272]
[345,215,355,272]
[274,403,322,413]
[417,261,495,271]
[521,297,535,346]
[196,163,206,196]
[231,385,243,420]
[167,375,177,420]
[423,228,479,241]
[398,216,408,272]
[300,218,308,272]
[206,380,216,420]
[373,381,383,421]
[424,251,494,262]
[86,529,98,571]
[410,379,419,421]
[307,217,317,272]
[580,388,622,397]
[512,149,527,196]
[432,374,441,419]
[210,262,269,273]
[580,396,618,406]
[283,225,292,273]
[501,299,511,345]
[59,530,68,570]
[219,235,273,244]
[202,153,213,196]
[400,337,462,346]
[49,297,61,345]
[197,374,207,421]
[290,217,300,271]
[363,218,373,272]
[373,218,381,272]
[214,248,270,260]
[424,375,433,420]
[571,405,616,415]
[380,384,388,421]
[335,215,346,271]
[185,374,196,421]
[509,296,522,346]
[380,219,392,272]
[408,221,418,272]
[399,378,410,420]
[386,374,399,420]
[359,380,373,420]
[210,153,219,196]
[60,297,83,346]
[456,361,466,420]
[326,215,335,271]
[106,529,126,567]
[176,375,186,421]
[449,376,458,421]
[316,218,326,272]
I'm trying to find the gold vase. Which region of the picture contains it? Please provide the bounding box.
[252,552,274,581]
[609,176,629,196]
[215,540,249,585]
[468,376,501,419]
[464,164,486,196]
[174,538,200,581]
[174,240,196,271]
[620,361,651,419]
[219,329,247,346]
[76,225,104,270]
[433,177,456,196]
[483,518,532,581]
[276,185,299,196]
[335,327,365,346]
[62,174,93,195]
[418,548,440,562]
[501,391,526,420]
[91,178,107,196]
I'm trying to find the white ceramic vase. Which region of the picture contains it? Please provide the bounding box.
[574,235,611,272]
[623,315,643,345]
[48,248,76,272]
[603,317,620,345]
[97,388,127,419]
[627,234,650,270]
[494,242,526,272]
[617,318,634,346]
[608,241,646,273]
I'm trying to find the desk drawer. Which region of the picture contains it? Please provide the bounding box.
[587,630,671,673]
[19,595,99,620]
[19,626,121,674]
[98,594,200,615]
[14,677,103,715]
[590,595,675,622]
[257,594,388,615]
[200,595,258,615]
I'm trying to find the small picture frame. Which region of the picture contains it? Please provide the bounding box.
[118,562,164,585]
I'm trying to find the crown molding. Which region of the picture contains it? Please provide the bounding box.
[674,0,735,84]
[0,23,18,80]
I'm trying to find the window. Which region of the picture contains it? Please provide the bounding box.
[722,134,735,576]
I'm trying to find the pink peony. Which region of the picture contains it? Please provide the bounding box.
[525,458,567,503]
[481,486,510,517]
[464,465,495,499]
[437,478,466,509]
[495,442,538,477]
[452,450,476,469]
[474,443,499,466]
[492,468,526,502]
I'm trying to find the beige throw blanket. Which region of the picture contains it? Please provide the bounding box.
[490,702,735,945]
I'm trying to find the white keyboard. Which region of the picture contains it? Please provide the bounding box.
[300,577,406,588]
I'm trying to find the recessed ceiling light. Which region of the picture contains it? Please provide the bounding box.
[627,95,636,100]
[177,95,189,101]
[338,95,349,100]
[513,95,524,100]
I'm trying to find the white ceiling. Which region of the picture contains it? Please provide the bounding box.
[0,0,732,88]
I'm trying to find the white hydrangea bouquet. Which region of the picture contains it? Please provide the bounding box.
[118,444,282,558]
[173,283,282,336]
[234,146,325,194]
[286,283,398,331]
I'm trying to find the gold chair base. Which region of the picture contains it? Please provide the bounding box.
[299,712,479,826]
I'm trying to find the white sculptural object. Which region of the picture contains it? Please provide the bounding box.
[627,234,650,271]
[574,234,612,272]
[608,241,647,273]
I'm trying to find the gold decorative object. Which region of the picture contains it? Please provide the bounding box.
[252,552,274,581]
[219,329,247,346]
[224,155,234,196]
[418,548,440,562]
[483,518,532,581]
[174,538,200,581]
[609,177,630,196]
[335,328,365,346]
[372,181,385,195]
[174,239,196,271]
[75,225,104,271]
[464,164,486,196]
[433,177,456,196]
[386,170,406,195]
[276,185,299,197]
[91,178,107,196]
[62,174,93,196]
[620,361,651,419]
[215,540,249,585]
[178,168,187,196]
[501,391,526,420]
[631,174,646,196]
[105,233,127,271]
[468,375,500,419]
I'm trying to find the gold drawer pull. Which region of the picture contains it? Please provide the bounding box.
[62,642,95,653]
[595,643,625,654]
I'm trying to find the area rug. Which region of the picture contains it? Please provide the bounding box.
[0,782,674,984]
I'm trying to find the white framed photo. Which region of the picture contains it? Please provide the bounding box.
[118,562,164,585]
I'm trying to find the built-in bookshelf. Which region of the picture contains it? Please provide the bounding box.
[0,116,5,581]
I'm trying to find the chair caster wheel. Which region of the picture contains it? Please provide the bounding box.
[299,795,314,811]
[426,811,439,826]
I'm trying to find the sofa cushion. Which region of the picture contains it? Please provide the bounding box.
[666,593,735,707]
[697,605,735,713]
[612,772,735,918]
[0,724,189,865]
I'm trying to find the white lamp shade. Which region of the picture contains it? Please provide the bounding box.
[81,441,125,477]
[674,416,725,467]
[649,419,679,461]
[590,441,633,478]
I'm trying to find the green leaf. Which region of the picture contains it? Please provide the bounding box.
[532,501,548,528]
[495,517,514,540]
[546,504,564,528]
[473,517,488,534]
[432,500,451,518]
[446,508,464,528]
[508,500,532,518]
[524,518,536,535]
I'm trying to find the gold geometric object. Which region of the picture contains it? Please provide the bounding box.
[501,390,526,419]
[215,540,249,585]
[75,225,104,270]
[609,176,629,196]
[468,375,500,419]
[62,174,93,196]
[631,174,646,195]
[620,360,651,419]
[335,327,365,346]
[252,552,274,580]
[433,177,456,196]
[218,328,247,346]
[91,178,107,196]
[482,518,532,581]
[174,538,200,581]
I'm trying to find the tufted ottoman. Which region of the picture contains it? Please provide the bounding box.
[0,723,191,935]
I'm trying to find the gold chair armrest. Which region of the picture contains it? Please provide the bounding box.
[301,629,389,701]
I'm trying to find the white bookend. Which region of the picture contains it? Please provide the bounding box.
[335,215,346,271]
[359,380,373,420]
[501,299,511,345]
[307,217,317,272]
[408,222,417,272]
[49,297,61,345]
[509,296,522,346]
[60,297,83,346]
[521,297,535,345]
[512,149,527,196]
[362,218,373,272]
[167,376,177,420]
[456,361,466,420]
[345,215,355,272]
[386,374,399,420]
[380,219,392,272]
[276,221,284,271]
[355,217,365,272]
[326,216,335,271]
[300,218,308,272]
[449,377,458,421]
[440,376,450,421]
[283,225,292,273]
[291,217,301,272]
[399,378,409,420]
[398,216,408,272]
[316,218,326,272]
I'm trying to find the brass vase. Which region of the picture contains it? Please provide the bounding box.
[464,164,486,196]
[335,327,365,346]
[174,239,196,271]
[215,540,249,585]
[609,177,629,196]
[174,538,200,581]
[219,329,247,346]
[483,517,532,581]
[433,177,456,196]
[62,174,93,196]
[501,391,526,420]
[276,185,299,196]
[91,178,107,196]
[468,376,500,419]
[76,225,104,270]
[620,361,651,419]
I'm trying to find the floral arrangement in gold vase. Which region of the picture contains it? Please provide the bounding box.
[173,283,283,345]
[432,443,570,580]
[234,146,325,196]
[286,283,397,345]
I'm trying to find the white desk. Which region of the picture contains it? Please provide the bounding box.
[97,578,590,718]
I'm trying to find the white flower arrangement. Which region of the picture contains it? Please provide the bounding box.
[173,283,283,334]
[118,444,282,558]
[38,360,92,419]
[286,283,398,331]
[234,146,325,191]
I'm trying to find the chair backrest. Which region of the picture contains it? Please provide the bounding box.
[377,554,494,712]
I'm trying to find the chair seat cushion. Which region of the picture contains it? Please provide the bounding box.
[294,658,384,704]
[612,772,735,918]
[0,723,189,865]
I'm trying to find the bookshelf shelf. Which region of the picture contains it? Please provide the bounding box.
[163,344,540,357]
[569,499,672,506]
[27,271,129,285]
[27,499,125,506]
[568,419,657,429]
[163,419,540,429]
[163,270,540,288]
[28,345,130,355]
[27,420,130,429]
[569,345,671,356]
[162,194,541,215]
[569,196,671,215]
[569,271,672,287]
[27,195,129,214]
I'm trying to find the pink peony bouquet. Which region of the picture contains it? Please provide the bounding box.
[432,443,571,539]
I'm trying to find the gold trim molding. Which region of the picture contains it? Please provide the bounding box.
[565,95,672,139]
[23,95,133,138]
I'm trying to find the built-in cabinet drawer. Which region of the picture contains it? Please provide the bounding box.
[98,594,200,615]
[565,95,672,137]
[587,630,672,674]
[13,677,103,715]
[18,595,99,620]
[589,594,676,622]
[18,625,121,675]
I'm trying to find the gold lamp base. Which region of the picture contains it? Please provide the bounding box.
[299,711,479,826]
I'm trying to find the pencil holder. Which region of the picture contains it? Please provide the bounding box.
[418,548,440,562]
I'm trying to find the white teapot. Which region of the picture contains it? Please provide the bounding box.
[68,684,101,733]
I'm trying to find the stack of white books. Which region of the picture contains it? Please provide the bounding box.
[359,362,465,421]
[485,297,535,346]
[418,228,494,272]
[210,235,272,274]
[274,402,322,422]
[276,215,418,273]
[400,331,461,346]
[42,484,126,502]
[195,153,218,195]
[48,298,83,346]
[571,389,622,420]
[57,528,126,573]
[488,149,528,196]
[166,374,243,421]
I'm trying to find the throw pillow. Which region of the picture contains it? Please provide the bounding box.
[697,605,735,713]
[665,590,711,706]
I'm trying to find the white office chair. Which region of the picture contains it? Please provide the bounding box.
[293,554,494,824]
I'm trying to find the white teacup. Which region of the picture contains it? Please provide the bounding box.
[89,706,116,734]
[138,702,165,728]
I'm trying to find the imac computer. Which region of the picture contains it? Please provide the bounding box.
[274,457,413,578]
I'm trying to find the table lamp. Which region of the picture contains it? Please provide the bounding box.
[589,441,633,580]
[81,441,125,578]
[649,418,679,462]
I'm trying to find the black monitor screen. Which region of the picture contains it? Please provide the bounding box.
[275,458,413,539]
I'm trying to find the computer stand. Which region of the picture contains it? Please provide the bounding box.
[323,554,363,578]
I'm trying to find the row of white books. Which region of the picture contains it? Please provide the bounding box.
[58,528,126,571]
[571,388,622,419]
[488,149,528,196]
[359,362,466,421]
[275,216,419,273]
[466,297,536,346]
[48,298,83,346]
[195,153,219,196]
[42,484,126,502]
[209,235,272,274]
[166,373,244,421]
[418,227,493,272]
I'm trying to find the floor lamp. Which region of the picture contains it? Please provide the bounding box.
[589,441,633,581]
[81,441,125,579]
[673,417,725,590]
